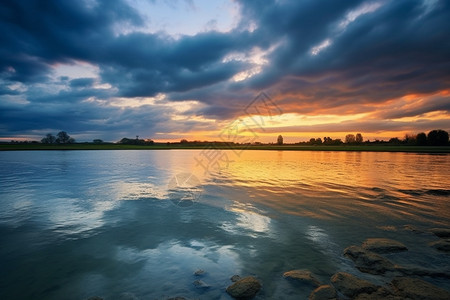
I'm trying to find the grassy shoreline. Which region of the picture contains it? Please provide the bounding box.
[1,143,449,153]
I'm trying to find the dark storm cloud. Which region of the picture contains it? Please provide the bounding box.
[0,0,143,82]
[241,0,450,106]
[1,0,449,140]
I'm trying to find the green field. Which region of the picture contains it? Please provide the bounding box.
[1,143,449,153]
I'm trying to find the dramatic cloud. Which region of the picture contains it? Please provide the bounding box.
[0,0,449,142]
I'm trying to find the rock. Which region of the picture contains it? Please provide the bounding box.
[394,265,450,278]
[226,276,261,299]
[355,287,401,300]
[194,269,205,276]
[330,272,377,298]
[193,279,210,289]
[361,238,408,253]
[344,245,395,274]
[429,239,450,252]
[430,228,450,238]
[308,285,337,300]
[391,277,450,300]
[283,269,321,287]
[231,275,242,282]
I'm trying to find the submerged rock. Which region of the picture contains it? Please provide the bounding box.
[308,284,337,300]
[344,245,395,275]
[429,239,450,252]
[230,275,242,282]
[354,287,401,300]
[430,228,450,238]
[193,279,210,289]
[330,272,377,298]
[391,277,450,300]
[394,265,450,278]
[361,238,408,253]
[226,276,261,299]
[194,269,205,276]
[283,269,321,286]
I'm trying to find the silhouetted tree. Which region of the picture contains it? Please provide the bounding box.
[416,132,427,146]
[427,129,449,146]
[56,131,71,144]
[41,133,56,144]
[403,133,416,145]
[277,135,283,145]
[345,134,356,144]
[389,137,401,144]
[355,133,363,144]
[332,138,343,145]
[316,137,322,145]
[180,139,188,144]
[93,139,103,144]
[119,137,153,145]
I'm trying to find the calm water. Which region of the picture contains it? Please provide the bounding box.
[0,150,449,299]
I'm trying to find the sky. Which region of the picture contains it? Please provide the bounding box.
[1,0,449,143]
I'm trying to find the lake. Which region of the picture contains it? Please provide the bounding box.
[0,150,449,299]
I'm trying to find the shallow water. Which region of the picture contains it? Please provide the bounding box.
[0,150,449,299]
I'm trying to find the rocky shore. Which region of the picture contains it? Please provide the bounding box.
[86,227,450,300]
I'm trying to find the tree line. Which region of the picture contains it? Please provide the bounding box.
[41,131,75,144]
[289,129,449,146]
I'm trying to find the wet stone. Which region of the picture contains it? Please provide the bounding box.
[429,239,450,252]
[430,228,450,238]
[354,287,402,300]
[330,272,378,298]
[361,238,408,253]
[308,284,337,300]
[226,276,261,299]
[391,277,450,300]
[194,269,205,276]
[283,269,321,287]
[344,245,395,275]
[193,279,210,289]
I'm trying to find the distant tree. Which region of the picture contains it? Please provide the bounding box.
[427,129,449,146]
[277,135,283,145]
[416,132,427,146]
[180,139,188,144]
[345,134,356,144]
[309,138,316,145]
[41,133,56,144]
[316,137,322,145]
[333,138,343,145]
[93,139,103,144]
[56,131,71,144]
[119,138,132,144]
[355,133,363,144]
[119,137,154,145]
[403,133,416,145]
[388,137,401,144]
